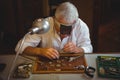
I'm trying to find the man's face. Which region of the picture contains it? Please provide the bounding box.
[56,17,74,26]
[55,18,73,35]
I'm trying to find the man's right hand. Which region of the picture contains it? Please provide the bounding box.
[23,47,59,59]
[39,48,59,59]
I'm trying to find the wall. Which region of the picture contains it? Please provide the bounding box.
[0,0,48,54]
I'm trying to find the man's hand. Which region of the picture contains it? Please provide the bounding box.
[39,48,59,59]
[63,42,84,53]
[23,47,59,59]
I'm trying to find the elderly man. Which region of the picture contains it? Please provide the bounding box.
[15,2,93,59]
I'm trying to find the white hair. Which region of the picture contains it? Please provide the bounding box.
[55,2,79,23]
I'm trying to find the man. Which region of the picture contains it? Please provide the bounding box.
[15,2,93,59]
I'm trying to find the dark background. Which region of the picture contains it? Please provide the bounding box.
[0,0,120,54]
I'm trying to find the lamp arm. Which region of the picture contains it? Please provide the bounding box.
[7,32,30,80]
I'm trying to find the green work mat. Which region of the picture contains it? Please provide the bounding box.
[96,56,120,79]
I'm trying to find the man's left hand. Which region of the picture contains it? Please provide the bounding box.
[63,42,84,53]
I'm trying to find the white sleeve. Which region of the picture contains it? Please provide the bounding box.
[76,19,93,53]
[15,34,41,54]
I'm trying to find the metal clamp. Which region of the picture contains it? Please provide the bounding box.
[85,66,96,78]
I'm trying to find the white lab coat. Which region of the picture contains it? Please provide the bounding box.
[15,17,93,53]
